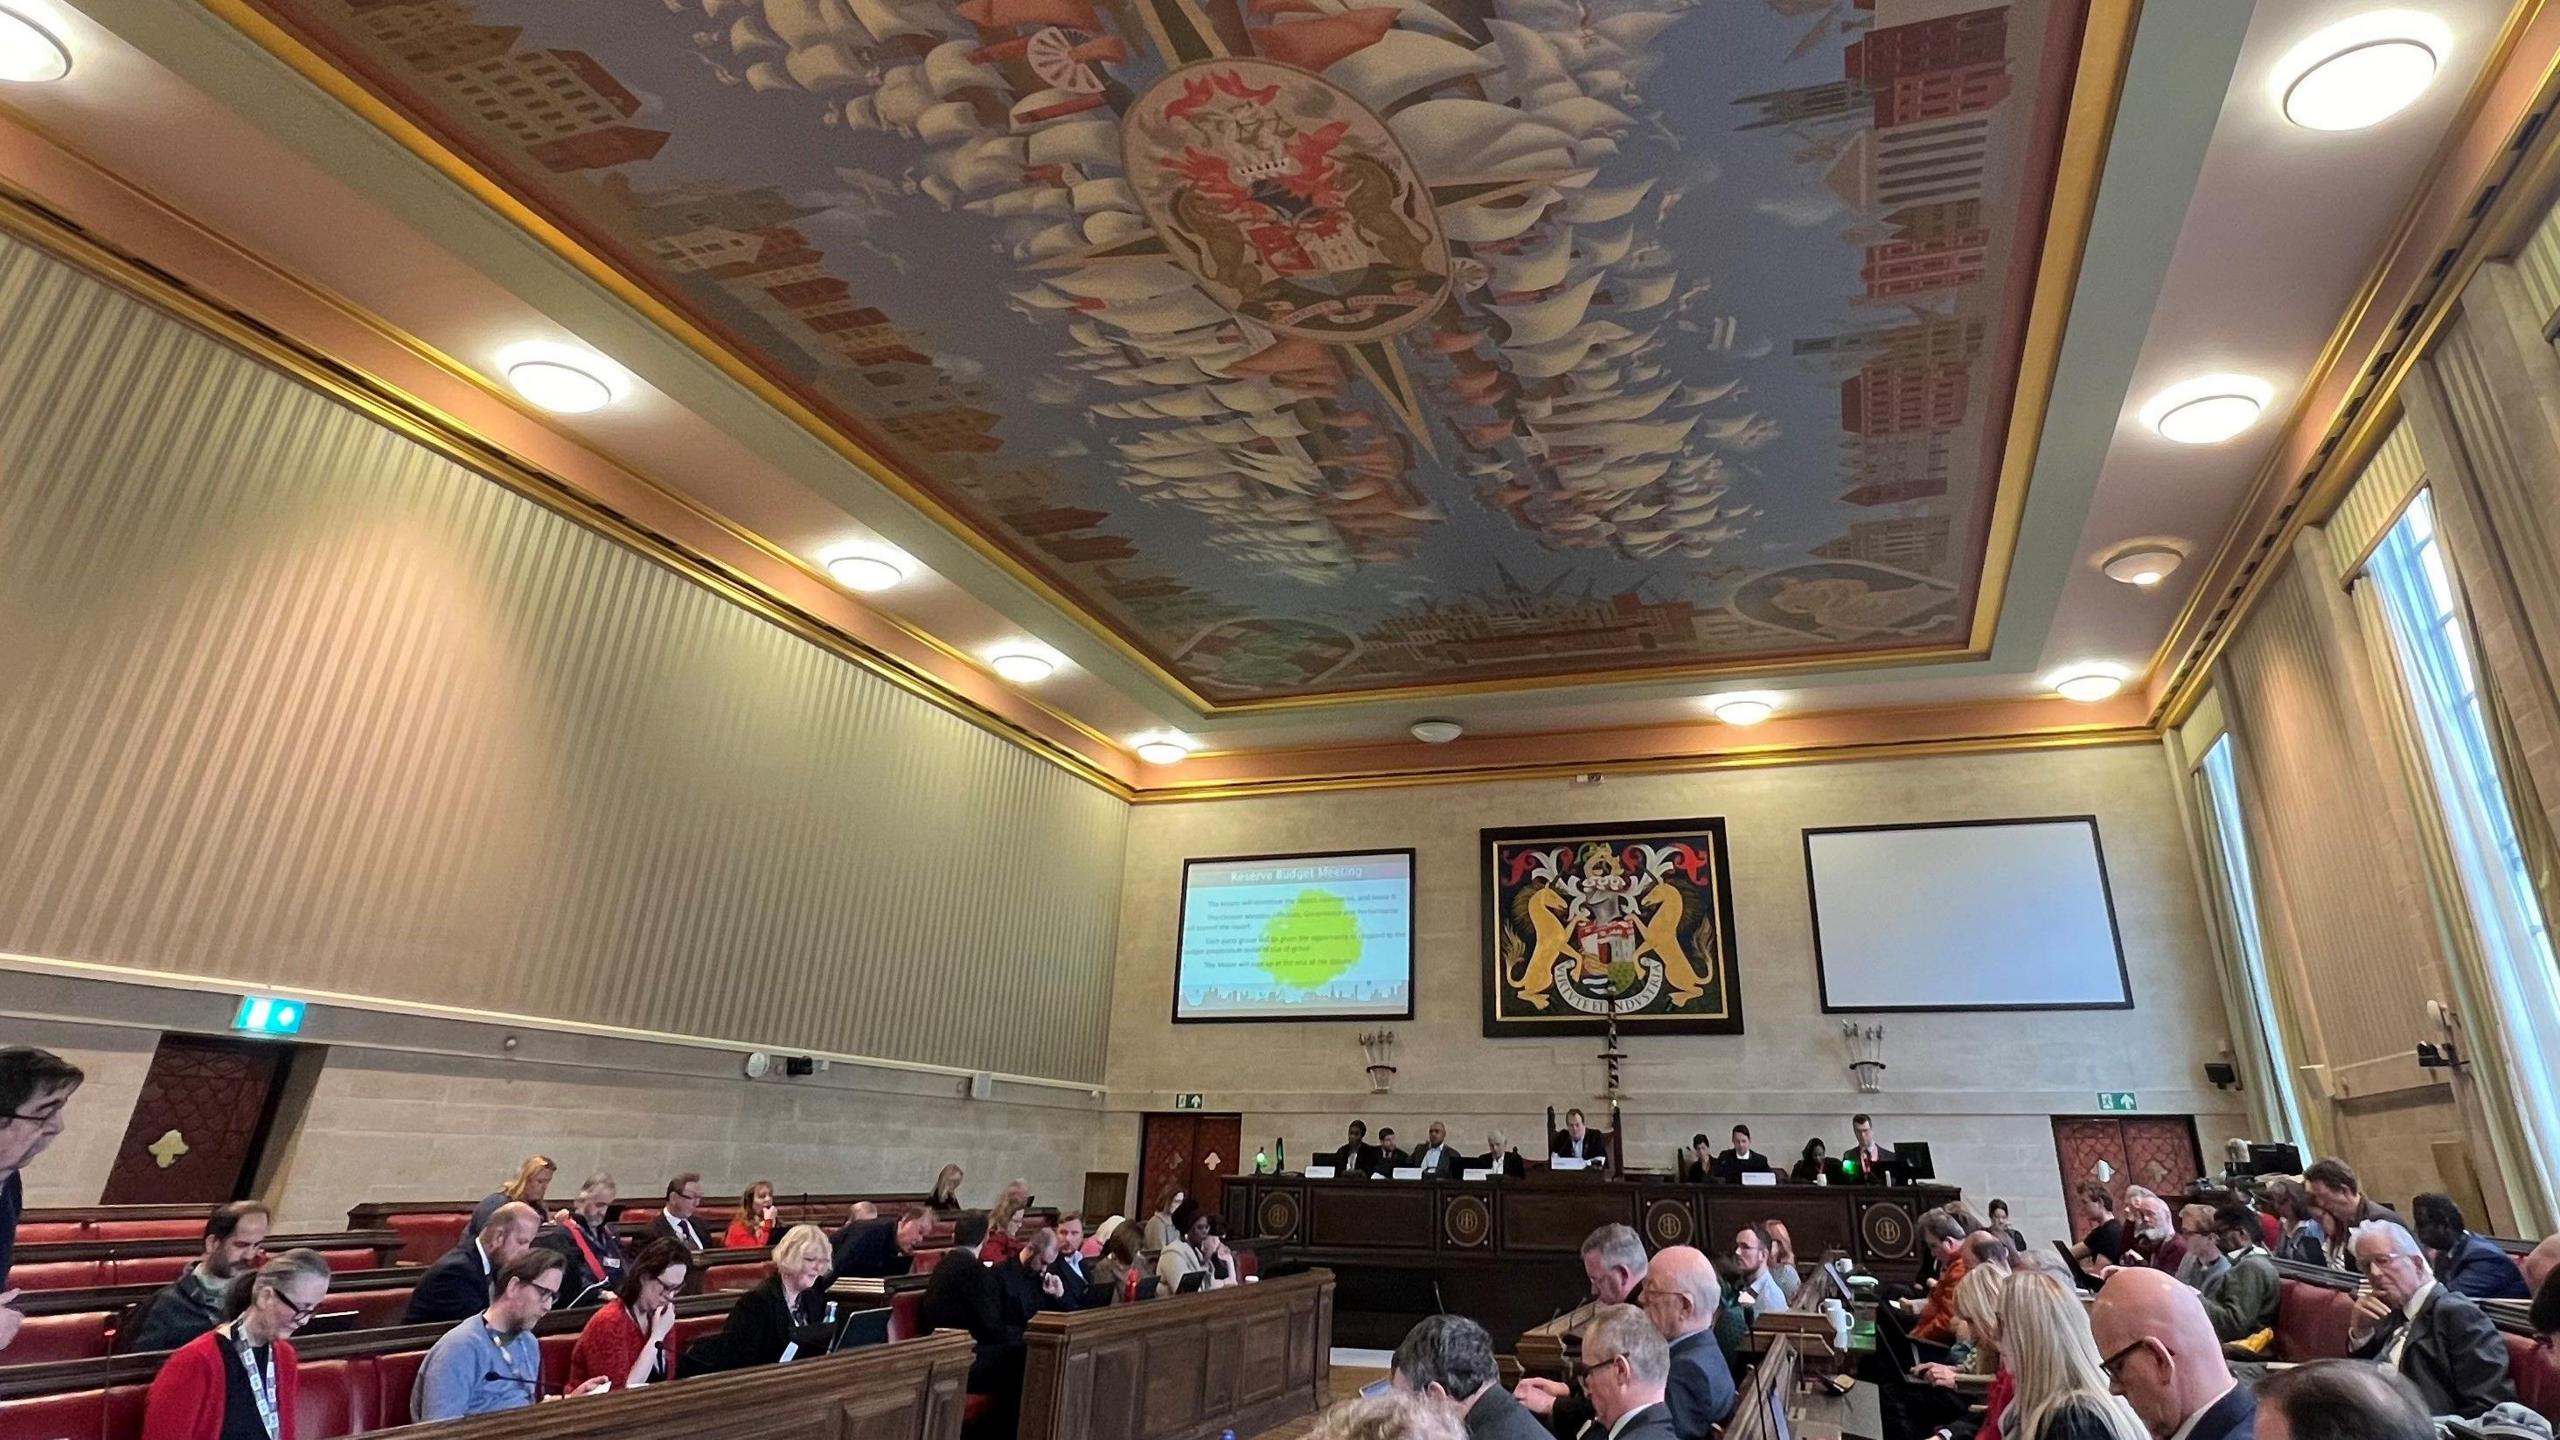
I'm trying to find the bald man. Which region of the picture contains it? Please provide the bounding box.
[1517,1245,1734,1438]
[2088,1267,2256,1440]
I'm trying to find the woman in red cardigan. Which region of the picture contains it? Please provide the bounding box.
[567,1237,691,1391]
[722,1181,778,1249]
[142,1249,332,1440]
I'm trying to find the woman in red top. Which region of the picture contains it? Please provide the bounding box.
[979,1193,1027,1263]
[723,1181,778,1249]
[567,1238,690,1392]
[142,1249,332,1440]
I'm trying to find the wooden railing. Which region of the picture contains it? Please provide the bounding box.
[1018,1268,1334,1440]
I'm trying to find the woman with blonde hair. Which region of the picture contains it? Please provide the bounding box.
[705,1224,838,1370]
[980,1192,1027,1262]
[1999,1272,2147,1440]
[927,1164,964,1211]
[1307,1391,1464,1440]
[467,1154,556,1239]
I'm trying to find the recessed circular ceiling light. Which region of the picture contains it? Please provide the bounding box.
[824,546,912,593]
[497,342,627,415]
[988,650,1056,685]
[1134,735,1193,765]
[2278,12,2446,132]
[0,6,70,82]
[2102,545,2185,588]
[2051,666,2128,703]
[1706,694,1776,726]
[2140,374,2274,445]
[1409,719,1464,744]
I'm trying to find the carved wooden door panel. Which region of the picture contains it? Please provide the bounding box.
[2119,1116,2204,1195]
[2052,1117,2131,1217]
[101,1034,292,1204]
[1189,1116,1242,1219]
[2051,1115,2205,1229]
[1139,1114,1199,1219]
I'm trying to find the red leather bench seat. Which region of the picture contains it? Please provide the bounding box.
[82,1222,200,1243]
[13,1223,84,1245]
[107,1257,190,1288]
[0,1386,106,1440]
[2508,1335,2560,1421]
[4,1312,112,1364]
[381,1214,466,1264]
[8,1260,107,1291]
[909,1248,948,1275]
[888,1291,923,1342]
[291,1358,377,1439]
[703,1262,769,1292]
[2271,1279,2356,1361]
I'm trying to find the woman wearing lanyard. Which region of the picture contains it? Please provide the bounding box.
[142,1249,332,1440]
[568,1238,690,1391]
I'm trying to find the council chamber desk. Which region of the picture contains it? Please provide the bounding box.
[1222,1173,1960,1350]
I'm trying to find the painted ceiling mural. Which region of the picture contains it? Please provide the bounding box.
[258,0,2089,702]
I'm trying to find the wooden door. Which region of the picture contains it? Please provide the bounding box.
[2051,1115,2204,1221]
[101,1035,296,1204]
[1137,1113,1243,1221]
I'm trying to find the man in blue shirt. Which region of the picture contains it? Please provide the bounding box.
[0,1046,85,1359]
[412,1248,608,1420]
[2412,1192,2530,1300]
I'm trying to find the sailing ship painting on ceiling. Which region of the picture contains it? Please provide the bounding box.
[258,0,2087,701]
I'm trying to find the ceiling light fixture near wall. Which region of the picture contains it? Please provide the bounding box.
[2101,545,2185,587]
[987,647,1058,685]
[823,544,914,593]
[0,5,69,81]
[2140,373,2274,445]
[497,342,628,415]
[1133,733,1195,765]
[2277,13,2447,131]
[2050,665,2129,703]
[1409,719,1464,744]
[1705,693,1777,726]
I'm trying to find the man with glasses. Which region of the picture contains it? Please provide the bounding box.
[2088,1267,2256,1440]
[414,1248,607,1420]
[1518,1244,1733,1438]
[2344,1218,2514,1420]
[1572,1303,1678,1440]
[652,1173,709,1251]
[406,1201,540,1324]
[0,1046,84,1358]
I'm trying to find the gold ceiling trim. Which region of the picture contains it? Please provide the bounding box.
[202,0,2136,716]
[2147,0,2560,727]
[0,175,1141,803]
[1129,726,2162,804]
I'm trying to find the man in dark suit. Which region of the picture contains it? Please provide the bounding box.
[1708,1125,1773,1184]
[651,1173,711,1252]
[2091,1267,2258,1440]
[2412,1193,2531,1300]
[1517,1240,1727,1438]
[1326,1120,1376,1175]
[1390,1315,1548,1440]
[2347,1220,2515,1419]
[1574,1304,1680,1440]
[1044,1215,1094,1307]
[1550,1108,1604,1165]
[993,1226,1071,1323]
[403,1201,537,1325]
[1843,1113,1894,1182]
[1472,1131,1529,1179]
[1370,1127,1409,1175]
[920,1213,1026,1429]
[834,1204,931,1279]
[1410,1122,1464,1178]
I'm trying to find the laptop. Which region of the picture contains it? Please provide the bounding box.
[823,1305,892,1354]
[2057,1240,2103,1293]
[1175,1270,1210,1294]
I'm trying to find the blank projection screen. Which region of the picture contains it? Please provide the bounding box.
[1804,818,2132,1011]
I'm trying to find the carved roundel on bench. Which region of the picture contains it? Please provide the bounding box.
[1444,1194,1492,1249]
[1257,1190,1302,1242]
[1645,1200,1693,1249]
[1861,1202,1915,1259]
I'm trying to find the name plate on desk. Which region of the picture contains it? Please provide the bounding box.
[1742,1171,1778,1187]
[1460,1168,1493,1181]
[1304,1165,1337,1179]
[1551,1156,1588,1171]
[1391,1166,1425,1180]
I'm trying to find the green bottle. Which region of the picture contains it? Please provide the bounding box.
[1254,1146,1269,1174]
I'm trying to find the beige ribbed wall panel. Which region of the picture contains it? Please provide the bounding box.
[2215,541,2443,1068]
[2511,193,2560,329]
[0,235,1126,1083]
[2322,421,2426,580]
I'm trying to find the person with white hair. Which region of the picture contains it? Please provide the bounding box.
[2345,1217,2515,1420]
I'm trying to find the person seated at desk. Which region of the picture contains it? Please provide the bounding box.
[537,1171,627,1305]
[1988,1197,2028,1254]
[1550,1108,1604,1165]
[1790,1137,1829,1183]
[139,1248,332,1440]
[1710,1125,1772,1183]
[2006,1271,2152,1440]
[927,1163,964,1212]
[1088,1219,1148,1304]
[2413,1192,2530,1300]
[980,1191,1029,1262]
[834,1204,932,1279]
[466,1154,554,1242]
[2198,1203,2279,1344]
[1518,1250,1734,1440]
[1842,1113,1894,1181]
[124,1201,270,1354]
[1729,1225,1788,1314]
[923,1212,1031,1431]
[414,1249,608,1420]
[695,1224,838,1372]
[650,1172,711,1252]
[1678,1134,1713,1184]
[994,1225,1072,1321]
[1370,1127,1409,1175]
[404,1201,538,1325]
[1881,1211,1971,1353]
[1410,1122,1464,1178]
[1391,1314,1547,1440]
[1763,1221,1803,1303]
[2345,1219,2516,1420]
[1045,1214,1093,1307]
[1327,1120,1377,1175]
[567,1237,689,1391]
[1156,1201,1238,1292]
[724,1180,779,1249]
[1472,1132,1527,1179]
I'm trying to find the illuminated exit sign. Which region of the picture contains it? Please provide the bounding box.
[231,996,305,1037]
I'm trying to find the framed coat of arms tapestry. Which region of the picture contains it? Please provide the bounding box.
[1481,818,1743,1037]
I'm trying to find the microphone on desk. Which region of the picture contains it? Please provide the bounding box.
[482,1372,541,1392]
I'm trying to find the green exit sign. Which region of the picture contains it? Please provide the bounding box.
[2098,1092,2138,1113]
[1174,1093,1204,1110]
[231,995,305,1037]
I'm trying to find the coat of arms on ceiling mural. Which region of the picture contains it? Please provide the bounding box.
[248,0,2093,704]
[1482,818,1741,1037]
